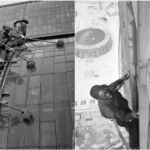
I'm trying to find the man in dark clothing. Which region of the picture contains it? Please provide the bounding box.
[0,25,12,69]
[7,19,29,60]
[19,18,29,37]
[9,20,25,47]
[90,72,139,149]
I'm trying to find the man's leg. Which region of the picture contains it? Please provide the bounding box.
[122,107,139,149]
[127,118,139,149]
[109,72,130,89]
[116,118,139,149]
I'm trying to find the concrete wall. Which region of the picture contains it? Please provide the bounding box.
[119,1,150,149]
[118,1,138,112]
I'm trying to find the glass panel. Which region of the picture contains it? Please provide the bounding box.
[45,47,54,51]
[33,53,44,58]
[42,57,54,74]
[27,88,40,105]
[65,46,74,54]
[67,72,74,102]
[40,122,56,147]
[56,84,69,102]
[40,104,55,121]
[7,67,19,78]
[2,78,16,107]
[19,61,29,77]
[28,75,40,88]
[55,51,64,56]
[24,105,39,147]
[56,103,73,147]
[7,106,25,148]
[66,62,74,72]
[8,124,23,148]
[55,56,65,63]
[0,129,8,148]
[35,49,44,53]
[55,47,65,51]
[24,55,33,59]
[13,77,28,105]
[54,63,66,73]
[44,51,54,57]
[41,74,54,103]
[66,54,74,62]
[55,73,67,84]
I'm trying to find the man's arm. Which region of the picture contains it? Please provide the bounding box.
[109,79,124,89]
[109,72,130,89]
[10,28,21,39]
[19,23,27,36]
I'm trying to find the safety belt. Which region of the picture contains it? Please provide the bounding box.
[113,119,131,149]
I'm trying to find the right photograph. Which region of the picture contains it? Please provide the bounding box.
[75,1,141,149]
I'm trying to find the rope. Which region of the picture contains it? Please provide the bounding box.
[113,119,131,149]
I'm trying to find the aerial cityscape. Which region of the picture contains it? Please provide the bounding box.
[75,1,128,149]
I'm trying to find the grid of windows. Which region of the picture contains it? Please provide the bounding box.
[0,38,74,149]
[0,1,74,38]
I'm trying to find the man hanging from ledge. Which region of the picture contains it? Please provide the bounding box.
[0,25,12,70]
[90,72,139,149]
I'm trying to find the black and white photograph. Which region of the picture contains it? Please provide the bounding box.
[0,0,75,149]
[75,1,140,150]
[0,0,150,150]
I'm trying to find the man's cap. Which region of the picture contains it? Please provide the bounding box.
[21,18,29,24]
[14,20,21,27]
[90,84,107,100]
[3,25,12,31]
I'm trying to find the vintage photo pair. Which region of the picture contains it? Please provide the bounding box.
[0,1,148,150]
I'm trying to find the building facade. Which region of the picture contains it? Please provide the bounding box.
[0,1,75,149]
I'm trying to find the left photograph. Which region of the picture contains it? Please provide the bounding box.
[0,1,74,149]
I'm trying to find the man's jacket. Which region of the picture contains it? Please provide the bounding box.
[0,30,11,50]
[9,27,21,40]
[19,22,27,36]
[98,79,134,122]
[10,23,27,40]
